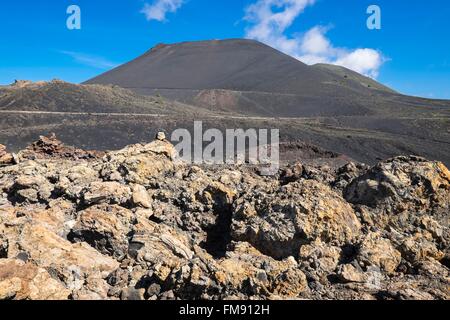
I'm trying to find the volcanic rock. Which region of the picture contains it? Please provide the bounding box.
[0,259,70,300]
[357,232,402,274]
[18,134,103,161]
[0,137,448,300]
[82,181,131,206]
[232,180,361,259]
[0,145,14,167]
[69,205,134,259]
[345,156,450,214]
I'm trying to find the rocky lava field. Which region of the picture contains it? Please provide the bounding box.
[0,135,449,300]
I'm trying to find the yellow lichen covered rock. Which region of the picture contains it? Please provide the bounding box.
[232,180,361,259]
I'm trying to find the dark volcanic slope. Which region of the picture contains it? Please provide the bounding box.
[1,40,449,166]
[86,39,393,97]
[86,39,325,93]
[86,39,450,118]
[0,80,206,115]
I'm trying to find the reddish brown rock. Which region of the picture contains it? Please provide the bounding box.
[0,144,14,167]
[18,134,103,161]
[0,259,70,300]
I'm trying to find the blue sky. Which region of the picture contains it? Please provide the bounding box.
[0,0,449,99]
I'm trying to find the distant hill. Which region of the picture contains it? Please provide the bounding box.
[86,39,450,118]
[0,40,449,166]
[311,63,397,94]
[0,80,205,115]
[86,39,390,95]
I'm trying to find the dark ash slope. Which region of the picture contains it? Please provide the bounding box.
[86,39,450,118]
[1,39,449,166]
[0,80,206,116]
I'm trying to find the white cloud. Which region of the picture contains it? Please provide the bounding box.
[300,26,331,55]
[245,0,315,55]
[335,48,384,78]
[244,0,385,78]
[60,51,118,70]
[141,0,185,22]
